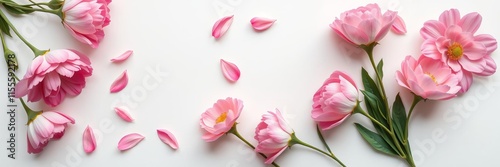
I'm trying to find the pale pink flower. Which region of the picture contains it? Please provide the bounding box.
[330,3,398,45]
[27,111,75,154]
[311,71,358,130]
[200,97,243,142]
[255,109,293,164]
[15,49,93,107]
[396,56,461,100]
[62,0,112,48]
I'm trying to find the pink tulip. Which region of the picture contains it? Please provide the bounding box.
[27,111,75,154]
[311,71,358,130]
[62,0,112,48]
[330,3,398,45]
[255,109,293,164]
[396,56,461,100]
[200,97,243,142]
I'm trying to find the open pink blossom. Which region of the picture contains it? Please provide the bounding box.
[200,97,243,142]
[255,109,293,164]
[15,49,93,107]
[27,111,75,154]
[62,0,112,48]
[330,3,398,45]
[396,56,461,100]
[312,71,358,130]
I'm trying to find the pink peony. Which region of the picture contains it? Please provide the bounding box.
[396,56,461,100]
[62,0,112,48]
[15,49,93,107]
[200,97,243,142]
[312,71,358,130]
[255,109,293,164]
[330,3,398,45]
[27,111,75,154]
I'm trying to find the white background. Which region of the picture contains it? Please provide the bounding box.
[2,0,500,167]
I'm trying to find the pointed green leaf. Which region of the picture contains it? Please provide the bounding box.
[392,93,407,144]
[355,123,398,156]
[361,68,387,120]
[0,16,11,37]
[377,59,384,78]
[3,1,35,15]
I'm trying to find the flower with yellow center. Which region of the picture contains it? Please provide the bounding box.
[447,42,463,60]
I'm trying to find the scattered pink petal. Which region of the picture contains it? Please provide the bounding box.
[110,70,128,93]
[157,129,179,150]
[212,15,234,39]
[250,17,276,31]
[118,133,144,151]
[111,50,133,62]
[83,125,96,153]
[220,59,240,82]
[391,15,407,35]
[114,106,134,122]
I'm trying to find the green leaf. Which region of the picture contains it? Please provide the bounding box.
[361,68,387,120]
[0,16,11,37]
[391,93,407,144]
[377,59,384,78]
[2,1,35,15]
[355,123,398,156]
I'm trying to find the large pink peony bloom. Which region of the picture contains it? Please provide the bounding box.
[200,97,243,142]
[62,0,112,48]
[420,9,497,92]
[312,71,358,130]
[330,3,398,45]
[255,109,293,164]
[396,56,461,100]
[27,111,75,154]
[15,49,93,107]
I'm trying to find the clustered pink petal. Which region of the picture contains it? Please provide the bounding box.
[254,109,293,164]
[200,97,243,142]
[27,111,75,154]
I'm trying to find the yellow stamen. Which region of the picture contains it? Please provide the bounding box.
[425,73,438,84]
[447,42,463,60]
[216,112,227,124]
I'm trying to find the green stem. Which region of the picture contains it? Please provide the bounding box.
[19,98,40,124]
[353,104,391,134]
[28,0,46,9]
[228,124,280,167]
[316,125,334,156]
[0,10,46,56]
[0,1,59,15]
[289,133,346,167]
[404,95,423,141]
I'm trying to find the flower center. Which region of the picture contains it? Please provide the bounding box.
[216,112,228,124]
[425,73,438,84]
[447,42,463,60]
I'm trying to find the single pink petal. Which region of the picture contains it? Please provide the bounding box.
[83,125,96,153]
[114,106,134,122]
[111,50,133,63]
[391,15,407,35]
[220,59,240,82]
[250,17,276,31]
[110,70,128,93]
[156,129,179,150]
[118,133,144,151]
[212,15,234,39]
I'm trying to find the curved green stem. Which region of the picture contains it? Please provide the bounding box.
[316,125,334,156]
[28,0,47,9]
[289,133,346,167]
[404,95,423,141]
[353,104,391,134]
[228,124,280,167]
[0,10,46,56]
[19,98,40,124]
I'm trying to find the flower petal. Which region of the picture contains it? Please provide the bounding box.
[114,106,134,122]
[156,129,179,150]
[250,17,276,31]
[391,15,407,35]
[212,15,234,39]
[118,133,144,151]
[111,50,133,63]
[83,125,96,153]
[459,12,482,34]
[220,59,240,82]
[110,70,128,93]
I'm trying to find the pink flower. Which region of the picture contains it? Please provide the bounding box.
[396,56,461,100]
[15,49,93,107]
[200,97,243,142]
[312,71,358,130]
[62,0,112,48]
[420,9,497,92]
[27,111,75,154]
[255,109,293,164]
[330,3,398,45]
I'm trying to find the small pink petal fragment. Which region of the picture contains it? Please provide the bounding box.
[110,70,128,93]
[212,15,234,39]
[83,126,96,153]
[157,129,179,150]
[220,59,240,82]
[118,133,144,151]
[111,50,133,62]
[251,17,276,31]
[391,15,407,35]
[114,106,134,122]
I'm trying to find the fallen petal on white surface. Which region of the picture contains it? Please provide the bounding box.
[114,106,134,122]
[157,129,179,150]
[220,59,240,82]
[212,15,234,39]
[118,133,144,151]
[250,17,276,31]
[110,70,129,93]
[111,50,133,62]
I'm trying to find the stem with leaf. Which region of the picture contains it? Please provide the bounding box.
[289,133,346,167]
[227,124,280,167]
[0,9,46,56]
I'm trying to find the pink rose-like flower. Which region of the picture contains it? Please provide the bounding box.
[62,0,112,48]
[15,49,93,107]
[330,3,398,45]
[255,109,293,164]
[396,56,461,100]
[200,97,243,142]
[312,71,358,130]
[27,111,75,154]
